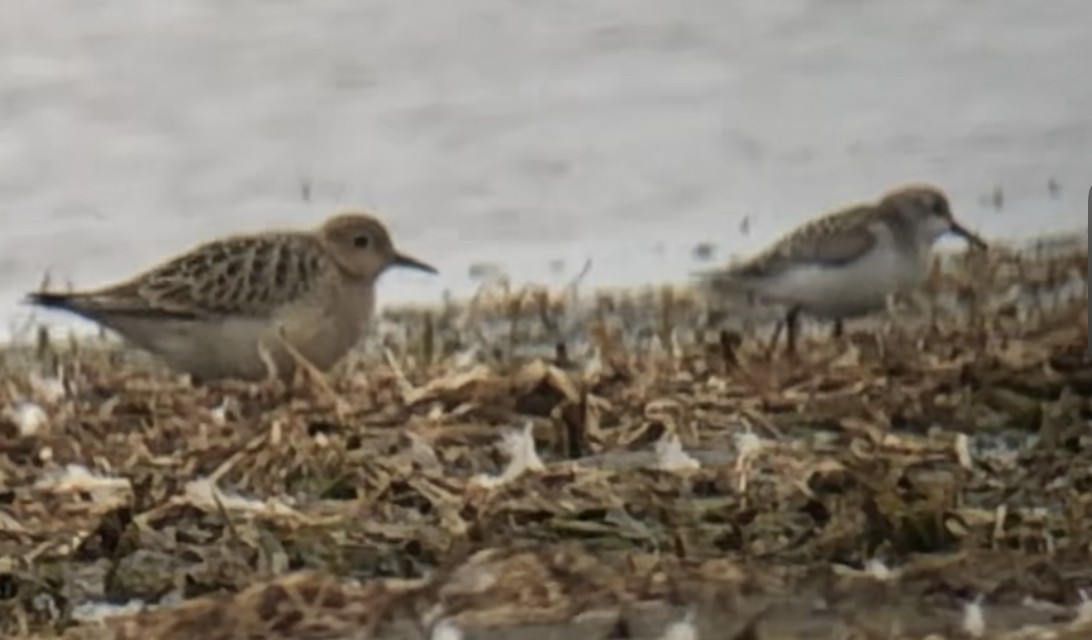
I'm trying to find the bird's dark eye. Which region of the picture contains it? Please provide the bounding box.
[353,234,370,249]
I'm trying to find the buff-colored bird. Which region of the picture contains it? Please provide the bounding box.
[28,210,437,383]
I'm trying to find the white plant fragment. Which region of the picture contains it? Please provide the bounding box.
[955,433,974,469]
[962,595,985,638]
[658,608,697,640]
[430,619,464,640]
[6,401,48,436]
[470,421,544,489]
[654,433,700,471]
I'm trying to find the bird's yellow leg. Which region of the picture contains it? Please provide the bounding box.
[274,326,338,400]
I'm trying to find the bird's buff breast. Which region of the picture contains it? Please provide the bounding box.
[122,287,376,382]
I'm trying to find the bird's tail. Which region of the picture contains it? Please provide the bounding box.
[691,267,755,297]
[27,288,191,321]
[23,290,112,323]
[25,291,79,310]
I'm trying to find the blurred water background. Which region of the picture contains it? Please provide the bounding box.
[0,0,1089,339]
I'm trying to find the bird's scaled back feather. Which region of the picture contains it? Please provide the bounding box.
[730,204,881,279]
[49,234,330,321]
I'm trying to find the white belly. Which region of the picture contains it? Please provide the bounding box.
[758,244,927,319]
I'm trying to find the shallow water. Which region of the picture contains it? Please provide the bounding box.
[0,0,1089,339]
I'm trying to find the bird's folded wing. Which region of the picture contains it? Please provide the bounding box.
[63,236,321,320]
[783,223,879,267]
[735,222,879,280]
[135,241,320,317]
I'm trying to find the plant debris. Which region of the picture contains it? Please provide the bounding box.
[0,235,1088,639]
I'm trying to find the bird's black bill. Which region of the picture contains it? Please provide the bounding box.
[949,220,988,250]
[392,252,438,274]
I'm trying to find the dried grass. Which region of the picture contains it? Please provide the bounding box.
[0,234,1088,640]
